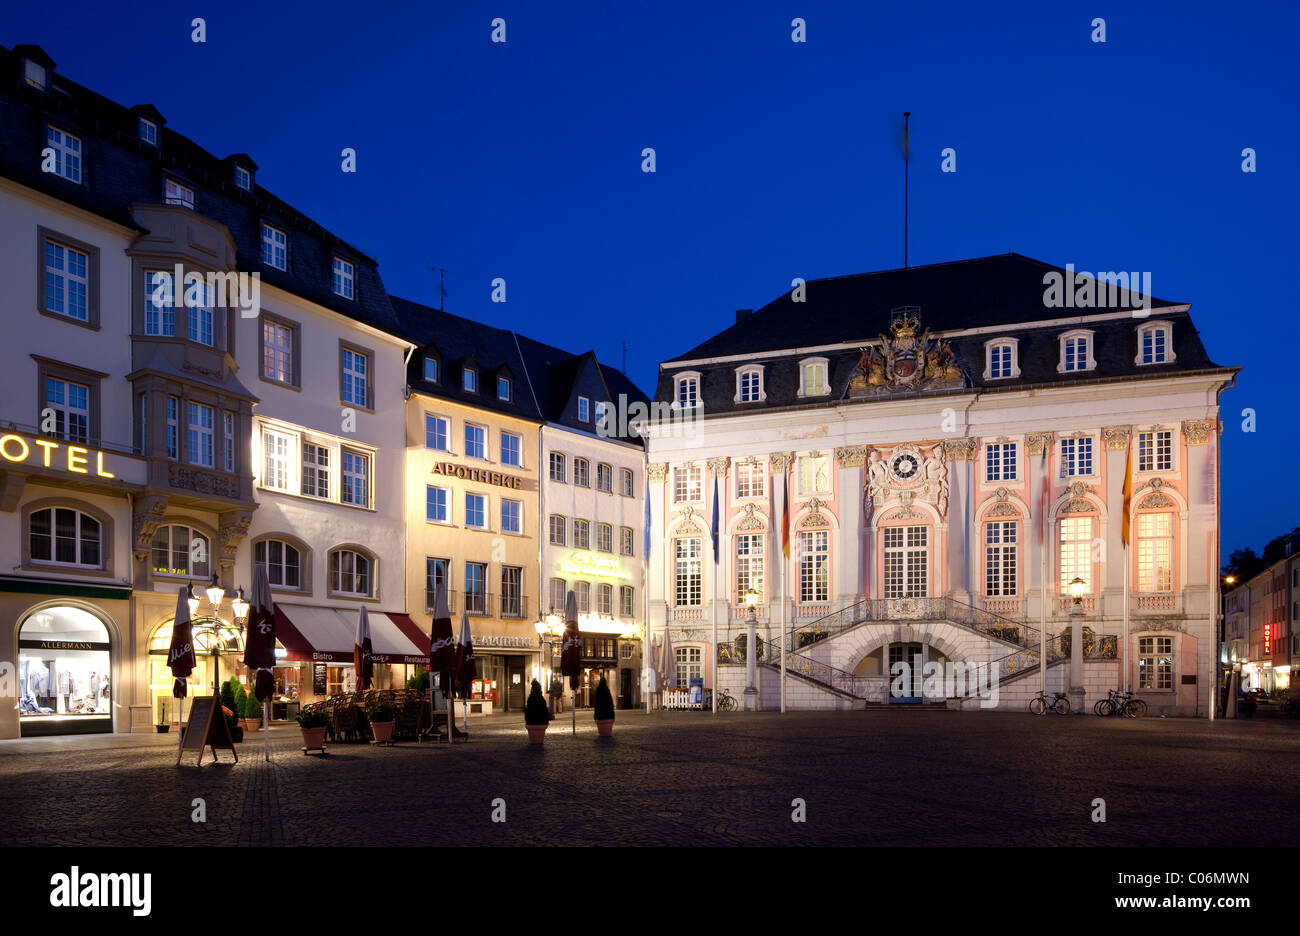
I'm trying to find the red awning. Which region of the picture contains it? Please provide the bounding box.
[273,606,427,664]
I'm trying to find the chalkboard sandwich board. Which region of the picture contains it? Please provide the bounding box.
[176,694,238,766]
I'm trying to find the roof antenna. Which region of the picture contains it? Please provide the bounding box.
[622,340,628,374]
[431,266,448,311]
[903,111,911,269]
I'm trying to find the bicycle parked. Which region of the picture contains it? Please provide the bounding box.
[1094,689,1147,718]
[1029,690,1070,715]
[715,688,738,712]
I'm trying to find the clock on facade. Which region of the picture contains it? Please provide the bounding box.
[890,453,919,481]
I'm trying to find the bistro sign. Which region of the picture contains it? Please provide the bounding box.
[430,461,522,489]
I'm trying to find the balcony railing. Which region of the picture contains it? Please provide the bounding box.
[425,589,456,613]
[1055,596,1097,615]
[499,595,528,619]
[1132,593,1180,615]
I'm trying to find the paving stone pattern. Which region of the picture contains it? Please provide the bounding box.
[1,711,1295,847]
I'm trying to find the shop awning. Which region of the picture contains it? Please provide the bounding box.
[273,606,428,665]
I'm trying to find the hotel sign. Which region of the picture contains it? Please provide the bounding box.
[430,461,522,489]
[559,552,631,580]
[0,434,116,477]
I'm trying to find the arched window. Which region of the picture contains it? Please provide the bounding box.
[152,524,210,578]
[1135,513,1174,593]
[798,358,830,397]
[255,538,304,589]
[984,520,1018,596]
[29,507,101,568]
[1135,322,1175,365]
[1058,515,1094,594]
[596,583,613,615]
[735,365,766,403]
[984,339,1020,380]
[576,581,591,613]
[1057,329,1095,373]
[329,548,372,597]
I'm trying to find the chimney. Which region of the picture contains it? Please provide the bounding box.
[735,308,752,325]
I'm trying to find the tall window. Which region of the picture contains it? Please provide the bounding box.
[330,549,371,597]
[497,376,511,400]
[341,450,370,507]
[262,319,294,383]
[43,241,89,321]
[986,340,1016,379]
[620,526,634,556]
[1061,333,1091,372]
[44,377,89,444]
[578,397,590,422]
[151,525,209,578]
[332,257,355,299]
[462,366,478,393]
[465,563,487,614]
[423,356,439,382]
[799,530,830,602]
[675,375,699,408]
[234,165,252,190]
[675,537,702,606]
[261,224,287,270]
[139,118,158,145]
[621,586,635,616]
[549,515,567,545]
[550,578,567,614]
[596,523,613,553]
[255,539,301,589]
[798,455,830,494]
[574,519,591,550]
[186,402,214,467]
[596,583,613,615]
[301,443,329,498]
[501,566,523,617]
[736,533,765,601]
[30,508,101,568]
[223,411,235,472]
[676,647,702,688]
[425,415,449,451]
[500,431,521,466]
[145,271,177,336]
[464,492,487,529]
[985,521,1018,597]
[1137,513,1173,592]
[426,558,449,605]
[800,360,828,396]
[1137,430,1173,472]
[573,458,590,487]
[674,465,702,502]
[986,442,1018,483]
[736,462,766,498]
[426,486,449,523]
[883,526,927,599]
[737,367,763,403]
[1138,636,1174,690]
[465,424,486,459]
[166,396,179,459]
[1138,325,1171,365]
[341,348,369,408]
[1059,437,1093,477]
[549,452,566,482]
[620,468,634,497]
[1058,516,1093,593]
[596,463,613,492]
[177,279,214,346]
[261,429,292,491]
[502,499,521,534]
[576,582,591,613]
[46,126,82,183]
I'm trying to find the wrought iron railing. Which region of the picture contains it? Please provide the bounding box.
[794,596,1039,651]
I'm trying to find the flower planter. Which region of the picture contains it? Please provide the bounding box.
[301,725,328,752]
[155,724,170,734]
[370,720,395,744]
[526,724,547,745]
[596,719,614,738]
[242,718,263,733]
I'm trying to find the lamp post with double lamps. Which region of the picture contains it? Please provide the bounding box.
[195,576,251,695]
[743,587,760,711]
[1068,575,1086,713]
[536,610,564,716]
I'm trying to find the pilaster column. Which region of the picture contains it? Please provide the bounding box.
[835,445,868,602]
[1102,426,1131,617]
[1026,432,1055,623]
[943,438,977,602]
[647,462,668,633]
[707,457,730,633]
[1181,419,1216,592]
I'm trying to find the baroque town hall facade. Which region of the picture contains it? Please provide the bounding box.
[645,254,1235,715]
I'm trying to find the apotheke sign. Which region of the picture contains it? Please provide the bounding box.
[431,461,522,489]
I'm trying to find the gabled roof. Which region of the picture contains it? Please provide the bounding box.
[512,335,650,445]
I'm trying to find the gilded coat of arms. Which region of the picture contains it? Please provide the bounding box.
[849,307,964,397]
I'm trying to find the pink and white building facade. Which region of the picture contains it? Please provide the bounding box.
[646,255,1237,716]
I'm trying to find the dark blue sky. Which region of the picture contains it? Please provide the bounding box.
[5,1,1296,559]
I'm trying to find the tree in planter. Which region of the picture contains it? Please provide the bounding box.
[407,669,430,692]
[525,679,551,744]
[593,676,615,736]
[221,678,241,738]
[243,684,265,724]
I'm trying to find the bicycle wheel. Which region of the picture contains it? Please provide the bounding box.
[1029,696,1045,715]
[1093,699,1107,715]
[1052,696,1071,715]
[1095,698,1114,717]
[1124,698,1147,718]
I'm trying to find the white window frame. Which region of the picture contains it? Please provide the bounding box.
[223,411,235,473]
[423,356,439,383]
[502,499,522,535]
[139,118,158,146]
[675,537,702,606]
[464,492,488,530]
[985,442,1019,483]
[549,452,566,482]
[341,448,371,508]
[799,530,830,601]
[29,507,102,569]
[677,646,703,687]
[549,515,567,546]
[261,224,287,270]
[620,526,634,556]
[596,463,613,493]
[596,583,613,615]
[736,533,765,601]
[578,396,590,422]
[736,461,766,499]
[620,468,635,497]
[341,347,369,408]
[255,539,302,590]
[573,458,590,488]
[798,454,831,495]
[1136,429,1175,473]
[45,126,82,183]
[1138,635,1174,690]
[262,318,294,383]
[500,431,521,466]
[166,396,179,460]
[798,358,830,398]
[497,376,511,400]
[260,428,295,493]
[674,465,702,503]
[1058,516,1094,594]
[985,521,1018,597]
[186,401,215,468]
[984,338,1020,380]
[1057,329,1096,373]
[1059,435,1096,478]
[332,257,355,300]
[462,366,478,393]
[735,365,766,403]
[234,165,252,191]
[882,525,927,599]
[151,525,211,579]
[574,519,591,550]
[330,549,372,598]
[1136,513,1174,593]
[301,441,330,499]
[1136,321,1175,366]
[464,422,487,460]
[426,485,450,524]
[596,522,613,553]
[673,372,701,410]
[621,586,635,617]
[43,377,89,444]
[145,270,177,336]
[44,240,90,322]
[425,414,450,452]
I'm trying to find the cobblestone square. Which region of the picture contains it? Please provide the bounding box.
[2,711,1295,847]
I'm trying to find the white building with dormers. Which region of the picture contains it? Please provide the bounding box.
[646,254,1236,716]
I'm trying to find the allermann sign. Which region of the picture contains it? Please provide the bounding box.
[430,461,522,489]
[0,434,116,477]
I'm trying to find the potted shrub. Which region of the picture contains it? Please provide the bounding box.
[242,686,265,733]
[368,700,397,744]
[297,707,330,751]
[525,679,551,744]
[593,676,615,738]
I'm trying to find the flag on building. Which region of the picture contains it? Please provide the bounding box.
[780,472,791,558]
[1121,440,1134,548]
[643,484,651,560]
[710,473,720,563]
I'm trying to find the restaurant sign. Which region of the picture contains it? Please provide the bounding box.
[559,552,631,580]
[430,461,522,489]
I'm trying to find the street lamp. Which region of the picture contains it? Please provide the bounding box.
[231,587,250,624]
[186,582,201,619]
[205,573,224,610]
[1067,576,1086,713]
[743,587,760,711]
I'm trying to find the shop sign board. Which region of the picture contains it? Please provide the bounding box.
[177,694,237,766]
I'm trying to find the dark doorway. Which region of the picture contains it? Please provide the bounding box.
[506,657,525,710]
[619,668,632,709]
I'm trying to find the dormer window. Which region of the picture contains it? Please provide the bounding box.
[674,372,701,409]
[984,338,1020,380]
[497,376,511,401]
[423,356,439,383]
[24,59,47,89]
[735,365,766,403]
[332,257,355,299]
[578,396,590,422]
[261,223,287,270]
[1136,322,1174,365]
[45,126,82,183]
[164,178,194,209]
[139,118,158,146]
[234,165,252,191]
[463,366,478,393]
[798,358,829,397]
[1058,330,1095,373]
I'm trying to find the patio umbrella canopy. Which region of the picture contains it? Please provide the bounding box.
[561,590,581,691]
[244,566,277,703]
[429,584,455,698]
[660,626,675,690]
[354,606,374,692]
[454,610,475,699]
[167,585,196,699]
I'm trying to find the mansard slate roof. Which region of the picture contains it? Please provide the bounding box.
[657,253,1232,415]
[514,335,650,445]
[0,44,401,338]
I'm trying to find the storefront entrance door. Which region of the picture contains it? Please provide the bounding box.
[888,643,924,701]
[506,657,525,710]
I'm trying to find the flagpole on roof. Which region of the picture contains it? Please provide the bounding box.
[903,111,911,269]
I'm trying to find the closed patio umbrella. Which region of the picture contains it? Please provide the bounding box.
[429,583,455,742]
[354,606,374,692]
[453,609,475,739]
[167,585,196,756]
[243,565,277,761]
[561,589,581,735]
